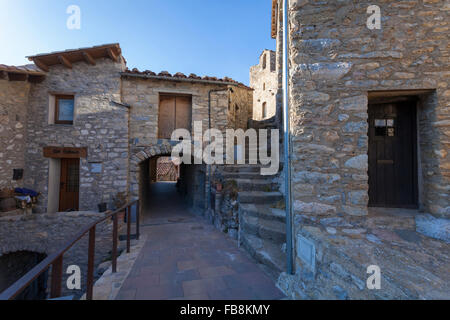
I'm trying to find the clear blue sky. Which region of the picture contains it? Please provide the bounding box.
[0,0,275,84]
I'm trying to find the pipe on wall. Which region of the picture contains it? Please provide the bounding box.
[282,0,294,275]
[207,88,230,213]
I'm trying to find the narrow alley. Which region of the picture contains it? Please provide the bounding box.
[116,182,285,300]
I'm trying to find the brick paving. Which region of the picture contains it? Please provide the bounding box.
[116,182,285,300]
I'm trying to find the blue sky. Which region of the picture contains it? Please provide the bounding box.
[0,0,275,84]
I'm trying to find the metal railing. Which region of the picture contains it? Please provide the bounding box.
[0,200,140,300]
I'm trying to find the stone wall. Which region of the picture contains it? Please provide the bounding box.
[0,80,30,189]
[275,0,449,299]
[121,76,250,146]
[287,0,449,220]
[122,76,252,208]
[24,58,129,213]
[250,50,278,120]
[0,211,120,298]
[229,85,254,129]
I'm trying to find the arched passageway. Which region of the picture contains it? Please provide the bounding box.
[131,144,207,224]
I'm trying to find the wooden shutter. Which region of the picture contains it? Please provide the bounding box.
[158,96,176,139]
[175,96,192,132]
[158,95,192,139]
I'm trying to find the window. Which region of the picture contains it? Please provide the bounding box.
[262,54,267,69]
[55,95,75,124]
[375,118,395,137]
[263,83,266,91]
[262,102,267,119]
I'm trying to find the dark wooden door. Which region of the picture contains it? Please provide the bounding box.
[368,102,418,208]
[158,95,192,139]
[59,158,79,211]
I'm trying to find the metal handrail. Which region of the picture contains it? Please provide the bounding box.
[0,199,140,300]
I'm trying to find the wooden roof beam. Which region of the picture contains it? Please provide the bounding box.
[33,58,49,72]
[58,55,72,69]
[8,73,28,82]
[82,51,96,65]
[28,74,46,83]
[106,48,119,62]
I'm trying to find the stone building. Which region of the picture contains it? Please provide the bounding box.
[269,0,450,299]
[0,43,253,298]
[0,43,253,216]
[250,50,278,120]
[0,65,44,190]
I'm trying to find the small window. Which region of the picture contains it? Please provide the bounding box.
[262,102,267,119]
[55,95,74,124]
[262,54,267,69]
[263,83,266,91]
[13,169,23,180]
[375,118,395,137]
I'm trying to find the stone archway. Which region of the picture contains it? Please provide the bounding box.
[129,141,206,216]
[129,141,175,200]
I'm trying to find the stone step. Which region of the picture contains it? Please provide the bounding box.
[241,214,286,244]
[240,233,286,275]
[221,162,283,174]
[222,165,262,173]
[225,179,277,192]
[222,172,269,180]
[238,191,284,204]
[240,203,286,223]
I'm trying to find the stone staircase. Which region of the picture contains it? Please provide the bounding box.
[220,129,287,278]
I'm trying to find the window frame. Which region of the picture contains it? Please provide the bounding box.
[54,94,75,125]
[262,102,267,119]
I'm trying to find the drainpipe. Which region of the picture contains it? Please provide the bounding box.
[282,0,294,275]
[207,88,229,214]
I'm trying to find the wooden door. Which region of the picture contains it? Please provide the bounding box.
[175,96,192,132]
[59,158,79,212]
[368,102,418,208]
[158,95,192,139]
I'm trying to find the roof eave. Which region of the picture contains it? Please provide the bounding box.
[121,72,253,90]
[271,0,278,39]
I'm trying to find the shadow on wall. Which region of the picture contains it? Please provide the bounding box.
[0,251,48,300]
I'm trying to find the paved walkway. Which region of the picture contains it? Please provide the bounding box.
[116,182,285,300]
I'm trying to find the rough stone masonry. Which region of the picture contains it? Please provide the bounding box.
[272,0,450,299]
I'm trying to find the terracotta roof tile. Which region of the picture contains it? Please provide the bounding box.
[0,64,45,75]
[158,71,172,77]
[122,67,252,90]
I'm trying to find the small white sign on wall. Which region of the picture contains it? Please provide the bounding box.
[297,235,316,271]
[90,162,103,174]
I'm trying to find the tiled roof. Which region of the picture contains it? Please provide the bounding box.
[0,64,45,75]
[27,43,121,60]
[0,64,46,82]
[27,43,123,72]
[122,68,252,90]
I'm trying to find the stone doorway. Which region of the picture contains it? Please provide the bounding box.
[368,100,418,208]
[367,90,438,213]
